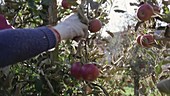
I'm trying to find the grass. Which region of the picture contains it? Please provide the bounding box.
[122,86,134,96]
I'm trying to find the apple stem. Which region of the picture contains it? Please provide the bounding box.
[84,40,89,63]
[86,0,90,19]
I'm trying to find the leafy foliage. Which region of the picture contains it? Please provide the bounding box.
[0,0,170,96]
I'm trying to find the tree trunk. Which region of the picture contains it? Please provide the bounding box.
[134,74,140,96]
[48,0,58,25]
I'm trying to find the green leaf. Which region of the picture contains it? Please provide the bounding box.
[161,60,170,65]
[28,0,36,9]
[155,64,162,76]
[90,1,100,10]
[41,0,52,6]
[161,13,170,23]
[129,2,139,6]
[114,9,126,13]
[146,50,156,60]
[135,21,144,32]
[106,31,114,37]
[35,77,43,92]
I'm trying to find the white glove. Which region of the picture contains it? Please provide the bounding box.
[53,13,88,40]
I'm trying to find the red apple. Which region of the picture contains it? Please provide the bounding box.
[136,35,142,45]
[88,19,102,33]
[61,0,71,9]
[0,14,13,30]
[140,34,155,47]
[137,3,154,21]
[81,64,99,81]
[70,62,82,80]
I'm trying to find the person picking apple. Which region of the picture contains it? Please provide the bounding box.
[0,13,88,67]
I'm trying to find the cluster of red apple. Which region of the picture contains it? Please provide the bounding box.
[136,34,155,48]
[137,3,160,21]
[61,0,102,33]
[70,62,99,81]
[135,3,161,48]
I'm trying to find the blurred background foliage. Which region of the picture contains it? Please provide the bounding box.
[0,0,170,96]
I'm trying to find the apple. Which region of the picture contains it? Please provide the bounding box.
[136,35,142,46]
[70,62,82,80]
[88,19,102,32]
[81,64,99,81]
[61,0,77,9]
[137,3,154,21]
[140,34,155,47]
[136,34,155,48]
[61,0,71,9]
[0,15,14,30]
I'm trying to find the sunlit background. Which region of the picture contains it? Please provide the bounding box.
[106,0,137,32]
[0,0,164,33]
[57,0,139,36]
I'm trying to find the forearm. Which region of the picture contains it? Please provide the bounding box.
[0,27,57,67]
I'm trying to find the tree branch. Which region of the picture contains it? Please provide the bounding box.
[40,69,54,93]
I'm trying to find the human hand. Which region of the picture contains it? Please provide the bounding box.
[53,13,88,40]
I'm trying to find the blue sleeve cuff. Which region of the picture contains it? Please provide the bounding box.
[38,26,57,49]
[0,26,56,67]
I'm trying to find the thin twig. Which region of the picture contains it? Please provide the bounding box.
[155,37,170,41]
[90,83,109,96]
[40,69,54,93]
[113,55,124,65]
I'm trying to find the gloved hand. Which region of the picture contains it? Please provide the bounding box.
[53,13,88,40]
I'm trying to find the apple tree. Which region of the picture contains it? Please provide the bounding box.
[0,0,111,95]
[130,0,170,95]
[0,0,170,96]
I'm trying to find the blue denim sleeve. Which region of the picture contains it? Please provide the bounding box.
[0,26,56,67]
